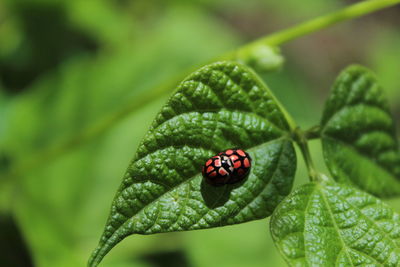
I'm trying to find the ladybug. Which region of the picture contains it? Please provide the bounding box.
[202,155,234,186]
[202,148,251,186]
[219,149,252,184]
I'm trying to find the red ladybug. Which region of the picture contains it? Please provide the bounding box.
[202,149,251,186]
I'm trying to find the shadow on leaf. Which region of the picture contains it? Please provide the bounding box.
[200,178,247,208]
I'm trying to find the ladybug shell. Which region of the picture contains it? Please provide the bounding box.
[219,149,251,184]
[202,155,234,186]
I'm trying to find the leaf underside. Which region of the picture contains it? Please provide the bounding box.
[271,182,400,266]
[89,61,296,266]
[321,65,400,197]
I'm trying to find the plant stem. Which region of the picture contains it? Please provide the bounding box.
[234,0,400,56]
[304,125,321,140]
[5,0,400,177]
[293,128,320,182]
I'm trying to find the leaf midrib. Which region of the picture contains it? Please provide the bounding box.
[316,184,354,266]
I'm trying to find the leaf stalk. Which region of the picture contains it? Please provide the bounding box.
[232,0,400,58]
[293,127,321,182]
[304,125,321,140]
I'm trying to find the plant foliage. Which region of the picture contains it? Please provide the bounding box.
[271,181,400,266]
[321,65,400,197]
[89,62,297,266]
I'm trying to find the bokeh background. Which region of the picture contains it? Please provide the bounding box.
[1,0,399,266]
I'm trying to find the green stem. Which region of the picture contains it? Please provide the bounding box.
[304,125,321,140]
[234,0,400,55]
[5,0,400,177]
[293,128,320,182]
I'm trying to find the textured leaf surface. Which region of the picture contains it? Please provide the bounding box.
[271,182,400,266]
[321,65,400,197]
[89,61,297,266]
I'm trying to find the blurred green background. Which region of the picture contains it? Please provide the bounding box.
[0,0,399,266]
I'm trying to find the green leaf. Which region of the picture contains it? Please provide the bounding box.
[321,65,400,197]
[89,61,297,266]
[271,181,400,266]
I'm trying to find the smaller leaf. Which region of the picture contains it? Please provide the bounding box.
[271,181,400,266]
[321,65,400,197]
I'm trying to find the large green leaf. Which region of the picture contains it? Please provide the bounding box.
[89,61,297,266]
[271,181,400,266]
[321,65,400,197]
